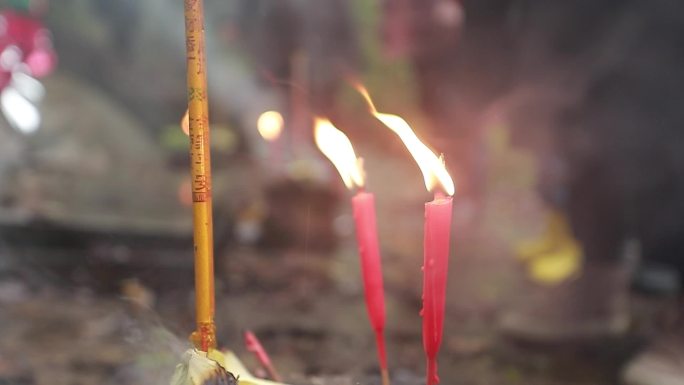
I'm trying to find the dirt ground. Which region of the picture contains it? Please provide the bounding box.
[0,238,675,385]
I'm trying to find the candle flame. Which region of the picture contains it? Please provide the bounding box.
[355,85,455,196]
[257,110,284,141]
[314,117,365,189]
[181,109,190,136]
[356,84,378,114]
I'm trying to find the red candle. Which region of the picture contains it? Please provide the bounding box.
[351,190,387,373]
[314,118,389,385]
[422,192,453,385]
[353,84,456,385]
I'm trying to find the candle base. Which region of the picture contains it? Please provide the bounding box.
[426,358,438,385]
[381,368,390,385]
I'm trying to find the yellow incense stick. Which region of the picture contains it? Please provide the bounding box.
[183,0,216,352]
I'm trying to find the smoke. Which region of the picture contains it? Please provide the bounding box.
[492,0,684,264]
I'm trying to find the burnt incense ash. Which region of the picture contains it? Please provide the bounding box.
[201,368,238,385]
[171,350,235,385]
[202,369,237,385]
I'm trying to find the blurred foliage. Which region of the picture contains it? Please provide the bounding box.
[350,0,416,109]
[335,0,429,138]
[160,125,189,152]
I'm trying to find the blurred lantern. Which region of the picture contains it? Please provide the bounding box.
[177,177,193,207]
[0,0,56,134]
[257,110,283,142]
[181,109,189,136]
[1,85,40,133]
[257,110,285,173]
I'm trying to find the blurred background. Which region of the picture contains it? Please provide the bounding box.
[0,0,683,384]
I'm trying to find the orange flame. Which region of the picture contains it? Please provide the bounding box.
[257,110,284,141]
[355,85,455,196]
[314,117,365,189]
